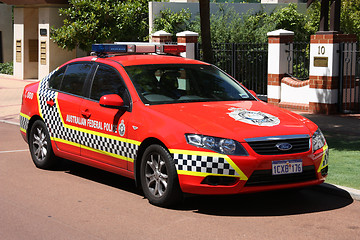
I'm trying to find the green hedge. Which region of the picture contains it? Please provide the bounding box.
[0,62,13,75]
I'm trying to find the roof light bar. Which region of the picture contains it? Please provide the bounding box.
[135,45,156,53]
[162,45,186,55]
[115,42,157,53]
[91,43,186,56]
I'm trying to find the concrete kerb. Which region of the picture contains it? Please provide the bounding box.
[316,183,360,201]
[333,185,360,201]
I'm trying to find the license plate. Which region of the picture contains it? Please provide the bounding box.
[272,159,302,175]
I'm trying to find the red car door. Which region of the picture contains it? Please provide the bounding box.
[79,63,134,169]
[43,62,93,155]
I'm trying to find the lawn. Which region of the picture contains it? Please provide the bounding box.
[324,135,360,190]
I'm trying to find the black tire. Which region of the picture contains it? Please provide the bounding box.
[29,120,58,169]
[140,144,183,207]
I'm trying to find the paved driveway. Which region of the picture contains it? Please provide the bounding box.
[1,123,360,240]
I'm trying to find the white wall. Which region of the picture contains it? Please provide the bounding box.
[38,7,76,80]
[13,7,24,79]
[261,0,298,3]
[281,83,309,104]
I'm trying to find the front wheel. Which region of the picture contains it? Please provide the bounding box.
[140,144,183,207]
[29,120,58,169]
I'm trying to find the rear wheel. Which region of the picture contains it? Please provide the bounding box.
[140,144,182,207]
[29,120,58,169]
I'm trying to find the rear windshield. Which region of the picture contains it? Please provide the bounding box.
[124,64,255,105]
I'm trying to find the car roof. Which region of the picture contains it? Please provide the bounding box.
[72,54,208,67]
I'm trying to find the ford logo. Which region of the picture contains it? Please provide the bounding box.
[276,142,293,151]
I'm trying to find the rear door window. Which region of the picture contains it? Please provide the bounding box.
[48,66,66,90]
[61,63,93,96]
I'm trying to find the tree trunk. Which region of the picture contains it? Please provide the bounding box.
[199,0,213,64]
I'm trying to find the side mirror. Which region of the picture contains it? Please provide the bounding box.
[99,94,127,109]
[248,90,261,101]
[249,90,257,97]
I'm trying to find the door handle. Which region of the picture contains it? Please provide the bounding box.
[46,99,55,107]
[81,109,91,119]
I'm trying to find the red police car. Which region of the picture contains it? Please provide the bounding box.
[20,43,329,207]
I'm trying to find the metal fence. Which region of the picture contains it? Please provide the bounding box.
[196,42,268,100]
[286,42,310,80]
[339,42,360,113]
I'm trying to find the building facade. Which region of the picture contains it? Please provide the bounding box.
[2,0,77,80]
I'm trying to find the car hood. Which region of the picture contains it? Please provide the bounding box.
[149,100,316,142]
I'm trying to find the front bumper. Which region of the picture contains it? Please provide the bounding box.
[173,146,328,195]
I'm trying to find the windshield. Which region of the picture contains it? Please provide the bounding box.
[124,64,255,105]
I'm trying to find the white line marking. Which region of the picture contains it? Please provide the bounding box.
[0,120,20,126]
[0,149,28,154]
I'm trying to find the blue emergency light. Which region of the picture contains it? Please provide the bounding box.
[92,44,128,53]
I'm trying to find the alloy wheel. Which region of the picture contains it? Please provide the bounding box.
[144,153,169,198]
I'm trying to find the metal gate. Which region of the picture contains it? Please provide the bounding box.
[339,42,360,113]
[196,42,268,101]
[286,42,310,80]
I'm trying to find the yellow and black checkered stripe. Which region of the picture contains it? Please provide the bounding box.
[317,144,329,173]
[20,112,30,134]
[170,149,248,180]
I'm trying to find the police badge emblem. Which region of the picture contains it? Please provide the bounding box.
[118,119,126,136]
[227,108,280,126]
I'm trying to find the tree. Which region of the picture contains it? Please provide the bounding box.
[51,0,151,52]
[307,0,360,39]
[188,3,313,43]
[199,0,213,63]
[153,8,192,42]
[340,0,360,38]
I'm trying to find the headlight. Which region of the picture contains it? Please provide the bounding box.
[312,128,326,152]
[185,134,248,156]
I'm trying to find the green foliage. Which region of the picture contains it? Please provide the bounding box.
[187,4,313,43]
[54,0,360,52]
[153,8,192,41]
[306,0,360,40]
[51,0,152,52]
[154,2,360,44]
[0,62,13,75]
[268,4,312,42]
[230,9,273,43]
[305,1,320,36]
[191,6,245,43]
[340,0,360,39]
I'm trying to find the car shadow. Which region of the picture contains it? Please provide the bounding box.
[180,186,353,216]
[61,160,142,196]
[61,160,354,217]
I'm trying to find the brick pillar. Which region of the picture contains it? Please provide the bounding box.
[308,33,357,114]
[176,31,198,59]
[267,29,294,106]
[151,30,172,44]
